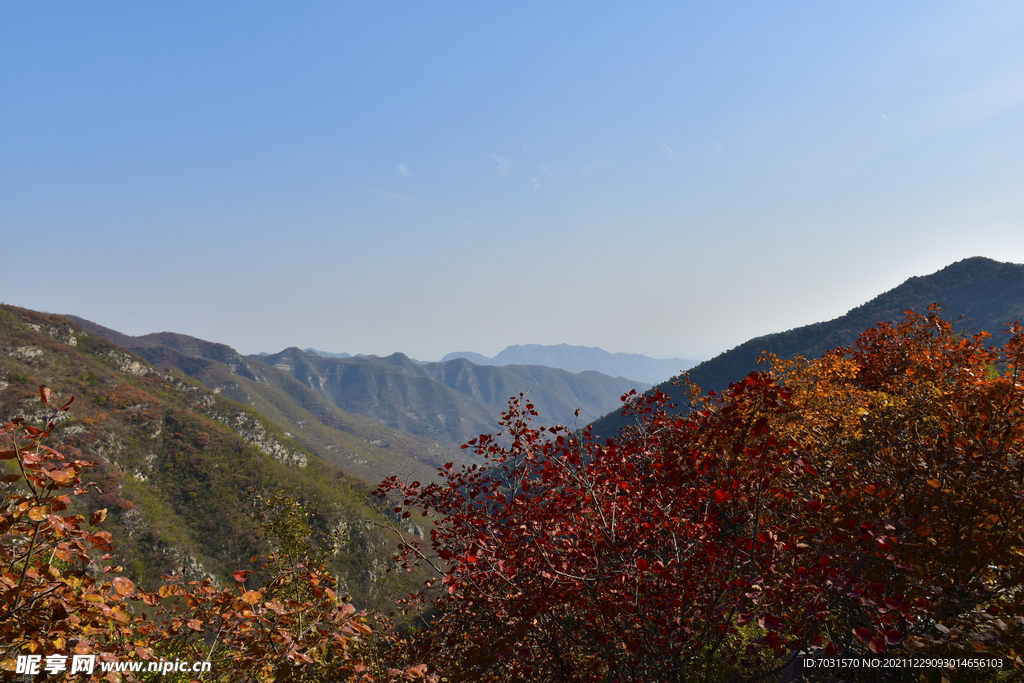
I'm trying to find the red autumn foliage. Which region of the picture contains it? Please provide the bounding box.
[378,307,1024,681]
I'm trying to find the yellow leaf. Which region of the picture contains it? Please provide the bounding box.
[926,479,941,488]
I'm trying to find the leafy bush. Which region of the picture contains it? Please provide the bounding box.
[0,388,432,682]
[377,307,1024,681]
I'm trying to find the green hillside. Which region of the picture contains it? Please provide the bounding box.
[592,256,1024,438]
[0,305,425,611]
[67,318,463,487]
[257,347,648,444]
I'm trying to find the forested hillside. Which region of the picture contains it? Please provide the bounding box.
[66,317,462,487]
[69,319,644,450]
[0,305,426,610]
[256,348,647,444]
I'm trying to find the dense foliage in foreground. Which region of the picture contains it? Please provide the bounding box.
[378,308,1024,681]
[0,390,430,682]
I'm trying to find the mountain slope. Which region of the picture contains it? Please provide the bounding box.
[257,348,649,445]
[443,343,698,385]
[66,318,643,476]
[592,257,1024,437]
[1,305,425,609]
[65,318,463,487]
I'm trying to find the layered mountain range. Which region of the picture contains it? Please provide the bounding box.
[442,344,699,385]
[65,321,648,447]
[0,306,429,610]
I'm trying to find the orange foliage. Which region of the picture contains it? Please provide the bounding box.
[1,389,433,682]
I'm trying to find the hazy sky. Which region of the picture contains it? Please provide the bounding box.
[3,3,1024,361]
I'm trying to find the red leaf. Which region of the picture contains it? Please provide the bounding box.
[853,627,872,643]
[714,490,732,504]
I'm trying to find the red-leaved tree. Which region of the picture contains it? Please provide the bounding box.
[378,307,1024,682]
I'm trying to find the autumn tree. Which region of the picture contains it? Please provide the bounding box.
[377,307,1024,682]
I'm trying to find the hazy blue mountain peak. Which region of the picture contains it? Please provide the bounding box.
[442,344,700,385]
[304,348,353,358]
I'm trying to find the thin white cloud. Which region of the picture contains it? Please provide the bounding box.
[531,176,540,192]
[398,163,411,177]
[539,165,552,174]
[661,144,674,154]
[489,154,512,177]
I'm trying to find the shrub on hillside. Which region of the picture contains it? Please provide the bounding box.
[0,388,431,682]
[378,307,1024,681]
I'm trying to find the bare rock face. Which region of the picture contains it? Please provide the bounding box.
[104,349,150,376]
[211,408,309,468]
[27,321,80,347]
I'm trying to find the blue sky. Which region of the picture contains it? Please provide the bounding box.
[3,2,1024,361]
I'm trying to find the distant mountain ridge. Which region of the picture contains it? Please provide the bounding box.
[302,349,430,365]
[442,344,699,385]
[66,319,648,449]
[63,317,463,487]
[304,348,353,359]
[256,348,649,444]
[591,256,1024,438]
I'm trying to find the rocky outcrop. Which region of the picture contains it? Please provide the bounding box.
[211,409,309,467]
